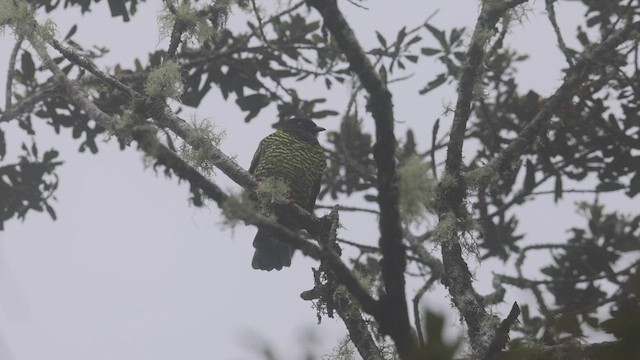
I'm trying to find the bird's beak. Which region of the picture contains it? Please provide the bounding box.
[314,126,326,133]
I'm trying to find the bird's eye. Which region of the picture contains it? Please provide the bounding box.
[297,121,303,127]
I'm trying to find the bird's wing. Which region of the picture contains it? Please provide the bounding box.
[249,139,267,174]
[309,174,322,210]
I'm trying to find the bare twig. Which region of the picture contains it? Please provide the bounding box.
[5,35,24,113]
[250,0,272,48]
[316,204,379,214]
[545,0,574,67]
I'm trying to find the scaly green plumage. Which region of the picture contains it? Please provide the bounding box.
[249,118,326,271]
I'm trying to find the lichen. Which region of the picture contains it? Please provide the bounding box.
[179,119,225,177]
[254,177,290,214]
[144,61,183,99]
[158,0,230,45]
[221,192,254,229]
[397,155,437,225]
[103,110,135,145]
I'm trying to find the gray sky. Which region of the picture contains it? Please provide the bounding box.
[0,1,623,359]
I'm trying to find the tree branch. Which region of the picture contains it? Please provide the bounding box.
[478,20,640,184]
[436,0,528,356]
[545,0,574,67]
[5,35,23,113]
[305,1,415,357]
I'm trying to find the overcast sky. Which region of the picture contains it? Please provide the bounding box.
[0,1,626,359]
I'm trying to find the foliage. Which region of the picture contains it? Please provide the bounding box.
[1,0,639,359]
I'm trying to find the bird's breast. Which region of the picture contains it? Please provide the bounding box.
[254,133,325,209]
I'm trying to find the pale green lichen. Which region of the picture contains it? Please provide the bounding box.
[179,119,225,177]
[254,177,290,214]
[434,213,458,243]
[0,0,33,33]
[397,155,437,225]
[221,192,256,229]
[158,0,230,45]
[144,61,183,99]
[465,162,501,191]
[103,110,135,145]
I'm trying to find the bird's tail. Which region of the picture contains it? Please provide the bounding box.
[251,229,293,271]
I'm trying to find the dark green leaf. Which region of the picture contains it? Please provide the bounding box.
[405,35,422,47]
[523,159,535,191]
[421,47,441,56]
[396,26,407,47]
[405,55,419,63]
[42,150,59,163]
[236,93,270,112]
[554,175,563,203]
[45,203,57,220]
[64,24,78,41]
[21,51,36,81]
[419,73,447,95]
[0,129,5,160]
[375,31,387,48]
[424,23,448,51]
[596,182,626,192]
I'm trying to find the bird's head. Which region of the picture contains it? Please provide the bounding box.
[278,117,325,144]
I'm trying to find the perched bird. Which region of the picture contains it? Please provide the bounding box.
[249,117,326,271]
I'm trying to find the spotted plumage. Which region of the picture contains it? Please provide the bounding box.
[249,117,326,271]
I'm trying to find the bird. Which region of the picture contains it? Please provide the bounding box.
[249,117,326,271]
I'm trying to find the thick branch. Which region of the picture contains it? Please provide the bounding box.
[306,1,415,357]
[333,291,385,360]
[437,0,528,355]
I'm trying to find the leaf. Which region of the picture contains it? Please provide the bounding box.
[378,64,387,83]
[0,129,5,160]
[108,0,131,22]
[421,47,441,56]
[64,24,77,41]
[31,142,38,159]
[45,203,57,220]
[21,51,36,81]
[405,35,422,47]
[419,73,447,95]
[449,27,465,46]
[596,181,625,192]
[627,172,640,197]
[554,175,563,203]
[424,23,448,51]
[375,31,387,48]
[235,93,270,112]
[42,150,59,163]
[395,26,407,47]
[405,55,419,63]
[523,159,535,191]
[310,110,339,119]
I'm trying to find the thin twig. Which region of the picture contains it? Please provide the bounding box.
[5,35,24,113]
[250,0,272,48]
[316,204,379,214]
[545,0,574,67]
